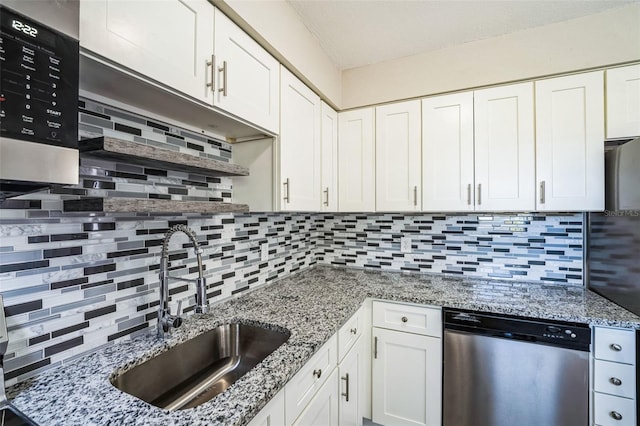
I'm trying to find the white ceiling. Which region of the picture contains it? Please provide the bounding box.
[287,0,638,70]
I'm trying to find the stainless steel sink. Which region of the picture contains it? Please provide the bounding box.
[111,322,290,410]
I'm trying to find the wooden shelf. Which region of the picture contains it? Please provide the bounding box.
[79,137,249,177]
[63,198,249,214]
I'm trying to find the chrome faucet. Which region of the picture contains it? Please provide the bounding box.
[157,225,209,337]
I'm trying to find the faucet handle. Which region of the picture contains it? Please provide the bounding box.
[175,300,183,315]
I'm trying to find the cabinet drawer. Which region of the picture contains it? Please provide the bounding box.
[285,334,337,425]
[372,301,441,337]
[594,327,636,364]
[594,359,636,399]
[338,306,364,362]
[594,392,636,426]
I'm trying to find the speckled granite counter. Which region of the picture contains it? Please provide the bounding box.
[9,266,640,426]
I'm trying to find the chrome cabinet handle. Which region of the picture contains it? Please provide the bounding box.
[313,369,322,379]
[467,184,471,205]
[610,343,623,352]
[324,188,329,206]
[477,183,482,205]
[413,186,417,207]
[374,336,378,359]
[283,179,290,203]
[341,373,350,402]
[610,411,623,421]
[206,54,215,92]
[218,60,228,96]
[540,181,546,204]
[609,377,623,386]
[401,316,408,323]
[350,328,357,335]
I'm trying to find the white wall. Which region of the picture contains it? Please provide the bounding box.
[216,0,342,109]
[341,3,640,109]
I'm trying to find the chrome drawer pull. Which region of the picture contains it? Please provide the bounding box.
[374,336,378,359]
[401,316,408,323]
[350,328,357,335]
[609,377,623,386]
[610,411,623,421]
[313,369,322,379]
[610,343,623,352]
[341,373,350,402]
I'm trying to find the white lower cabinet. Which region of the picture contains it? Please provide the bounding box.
[247,389,285,426]
[285,334,338,425]
[592,327,637,426]
[372,301,442,426]
[293,368,340,426]
[338,337,364,426]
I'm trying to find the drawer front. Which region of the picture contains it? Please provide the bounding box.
[372,301,441,337]
[338,306,364,362]
[594,359,636,399]
[594,327,636,364]
[594,392,636,426]
[285,334,338,425]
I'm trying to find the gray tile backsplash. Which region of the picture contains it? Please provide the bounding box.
[0,98,584,386]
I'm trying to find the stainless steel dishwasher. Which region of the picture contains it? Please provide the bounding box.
[443,308,591,426]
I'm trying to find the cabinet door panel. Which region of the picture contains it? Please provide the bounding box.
[292,369,339,426]
[474,83,535,211]
[247,389,285,426]
[535,71,604,211]
[214,9,279,132]
[376,101,421,212]
[372,328,442,426]
[339,338,364,426]
[422,93,474,212]
[80,0,214,104]
[280,67,321,211]
[338,109,375,212]
[321,102,339,212]
[606,64,640,139]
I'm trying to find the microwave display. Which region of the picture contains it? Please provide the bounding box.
[0,6,78,149]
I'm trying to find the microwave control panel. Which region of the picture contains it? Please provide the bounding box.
[0,5,78,149]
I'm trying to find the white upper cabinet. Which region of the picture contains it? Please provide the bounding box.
[338,108,376,212]
[474,83,535,211]
[606,64,640,139]
[321,102,339,212]
[213,9,280,133]
[375,100,422,212]
[535,71,605,211]
[280,67,322,211]
[422,92,474,212]
[80,0,214,104]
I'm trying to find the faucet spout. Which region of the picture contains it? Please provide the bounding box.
[157,225,209,337]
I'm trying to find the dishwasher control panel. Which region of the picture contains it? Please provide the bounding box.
[444,308,591,351]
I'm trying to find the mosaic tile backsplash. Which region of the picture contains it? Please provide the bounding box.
[0,97,584,386]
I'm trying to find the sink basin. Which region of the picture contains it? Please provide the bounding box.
[111,322,290,410]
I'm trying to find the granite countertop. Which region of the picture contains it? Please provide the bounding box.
[9,266,640,426]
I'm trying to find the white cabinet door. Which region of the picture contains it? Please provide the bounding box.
[338,338,364,426]
[280,67,321,211]
[213,9,280,133]
[474,82,535,211]
[321,102,339,212]
[422,92,474,212]
[376,100,422,211]
[372,328,442,426]
[338,108,376,212]
[606,64,640,139]
[247,389,285,426]
[80,0,214,104]
[292,369,340,426]
[535,71,605,211]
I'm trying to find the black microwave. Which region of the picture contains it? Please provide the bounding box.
[0,5,79,199]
